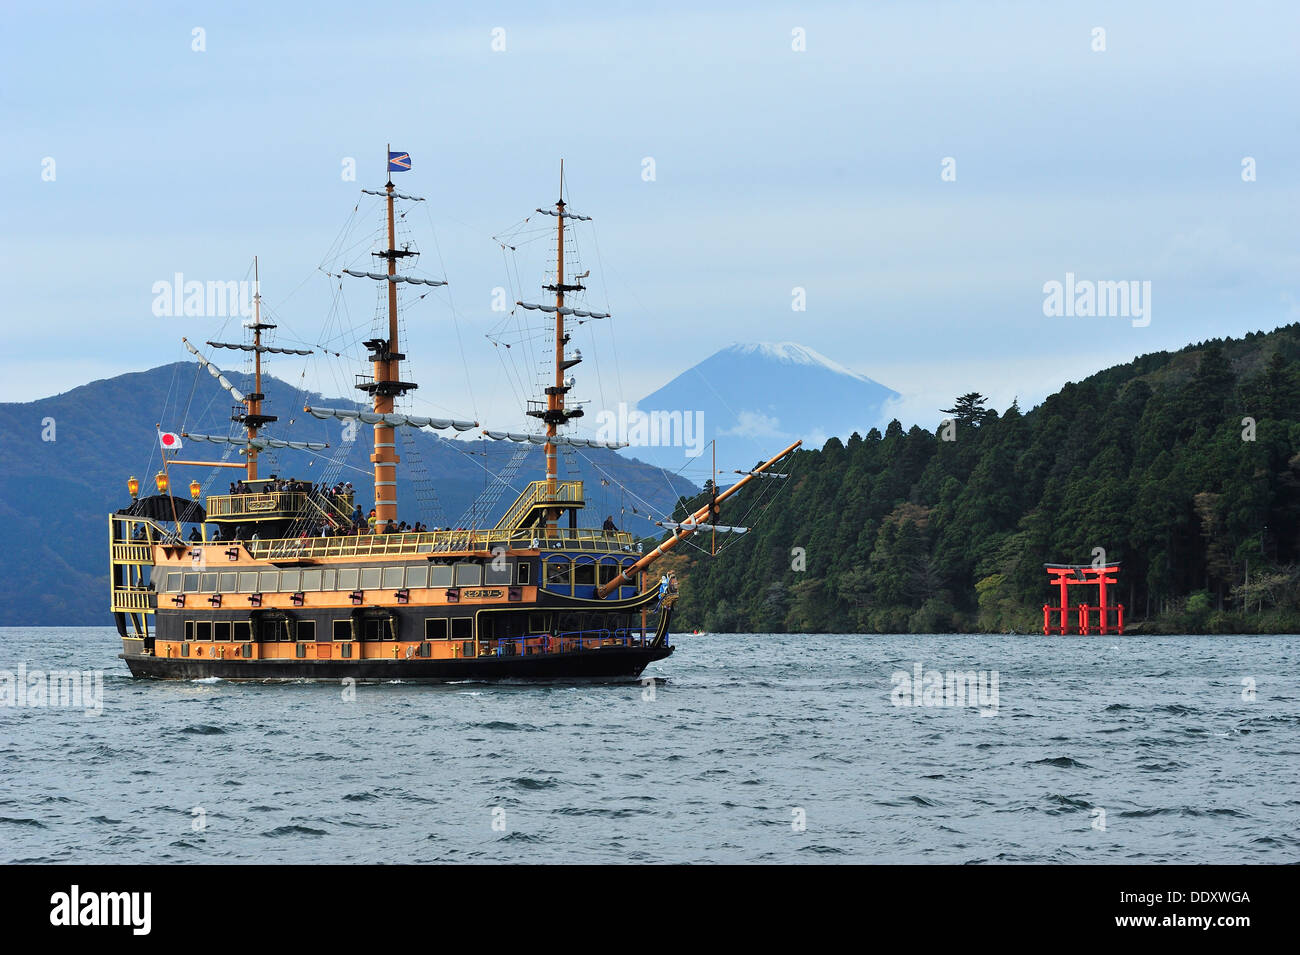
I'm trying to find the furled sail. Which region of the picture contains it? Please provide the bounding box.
[205,341,314,356]
[304,406,478,431]
[184,433,330,451]
[343,269,446,287]
[361,188,424,202]
[534,208,592,221]
[516,302,610,319]
[182,338,246,403]
[481,430,628,449]
[657,521,748,534]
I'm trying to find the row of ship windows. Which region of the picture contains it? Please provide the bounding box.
[163,561,522,595]
[180,615,563,643]
[161,558,641,595]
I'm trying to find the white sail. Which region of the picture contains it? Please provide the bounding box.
[481,430,628,449]
[304,406,478,431]
[361,188,424,201]
[342,269,446,287]
[182,338,246,403]
[185,433,330,451]
[534,208,591,221]
[657,521,748,534]
[516,302,609,319]
[206,341,313,356]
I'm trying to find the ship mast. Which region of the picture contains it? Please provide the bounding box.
[247,256,264,481]
[546,162,566,532]
[537,160,590,534]
[367,144,417,532]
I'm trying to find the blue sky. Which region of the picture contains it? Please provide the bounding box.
[3,0,1298,433]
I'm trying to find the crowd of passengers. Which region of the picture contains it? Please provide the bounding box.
[228,476,353,498]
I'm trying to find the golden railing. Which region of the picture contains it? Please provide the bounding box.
[207,491,309,518]
[494,479,585,531]
[241,526,635,561]
[111,542,154,564]
[111,587,155,612]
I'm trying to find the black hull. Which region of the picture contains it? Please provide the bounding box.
[121,644,673,682]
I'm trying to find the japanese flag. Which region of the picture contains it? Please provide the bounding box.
[158,430,183,451]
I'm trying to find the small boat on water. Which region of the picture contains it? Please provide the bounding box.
[109,151,799,682]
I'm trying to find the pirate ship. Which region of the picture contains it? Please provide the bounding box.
[109,152,799,681]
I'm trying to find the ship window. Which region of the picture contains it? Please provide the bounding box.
[429,564,453,588]
[259,571,279,592]
[219,573,237,592]
[278,620,294,641]
[546,560,571,589]
[280,571,301,592]
[598,563,620,586]
[425,618,448,640]
[201,573,218,593]
[574,562,596,586]
[404,565,428,589]
[454,562,482,587]
[484,561,511,585]
[182,573,200,592]
[319,568,336,591]
[362,618,383,641]
[297,621,316,642]
[382,567,404,589]
[238,572,258,593]
[529,613,548,634]
[332,620,352,641]
[360,567,383,590]
[336,567,359,591]
[164,573,181,592]
[184,620,195,640]
[214,621,231,642]
[302,569,323,591]
[517,562,530,585]
[233,621,252,642]
[196,621,212,641]
[451,618,472,640]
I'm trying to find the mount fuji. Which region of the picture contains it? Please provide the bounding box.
[624,342,899,476]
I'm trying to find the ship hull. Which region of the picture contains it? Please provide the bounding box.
[120,644,672,682]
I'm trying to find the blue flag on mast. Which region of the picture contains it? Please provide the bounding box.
[388,151,412,172]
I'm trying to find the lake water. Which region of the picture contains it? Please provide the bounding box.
[1,628,1297,863]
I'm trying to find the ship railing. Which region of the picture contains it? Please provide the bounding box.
[243,527,637,561]
[110,586,156,612]
[207,490,353,520]
[494,479,585,531]
[110,513,184,553]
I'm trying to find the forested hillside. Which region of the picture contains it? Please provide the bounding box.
[659,324,1300,634]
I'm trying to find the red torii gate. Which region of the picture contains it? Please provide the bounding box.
[1043,563,1124,635]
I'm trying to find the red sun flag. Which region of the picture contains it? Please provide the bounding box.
[158,431,183,450]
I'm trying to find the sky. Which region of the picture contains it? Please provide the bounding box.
[3,0,1299,435]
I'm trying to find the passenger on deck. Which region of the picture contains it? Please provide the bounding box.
[603,515,618,532]
[188,527,201,542]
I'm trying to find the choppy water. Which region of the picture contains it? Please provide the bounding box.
[1,628,1297,863]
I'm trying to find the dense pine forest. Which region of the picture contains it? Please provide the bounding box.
[656,324,1300,634]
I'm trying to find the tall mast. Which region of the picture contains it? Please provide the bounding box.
[545,160,566,532]
[372,143,403,531]
[247,256,262,481]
